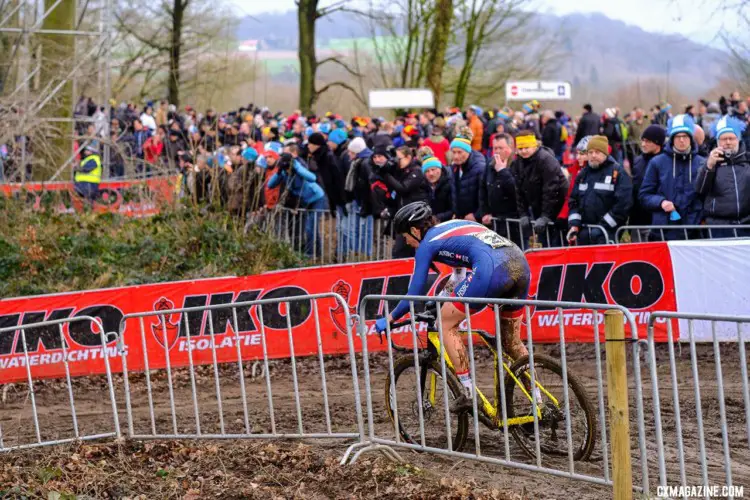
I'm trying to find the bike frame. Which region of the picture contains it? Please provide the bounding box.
[424,329,561,427]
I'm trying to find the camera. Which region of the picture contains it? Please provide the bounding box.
[278,152,293,171]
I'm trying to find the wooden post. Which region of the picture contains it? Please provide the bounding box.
[605,309,633,500]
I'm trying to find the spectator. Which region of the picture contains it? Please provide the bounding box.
[449,134,487,223]
[74,141,101,207]
[259,144,281,210]
[466,106,484,151]
[480,133,519,243]
[541,110,564,162]
[143,127,165,173]
[629,125,666,241]
[695,116,750,237]
[640,114,704,240]
[306,132,346,215]
[268,152,328,257]
[382,146,430,258]
[344,137,375,256]
[567,135,632,245]
[155,100,168,127]
[652,102,671,127]
[132,118,151,170]
[602,108,624,164]
[421,153,455,222]
[627,108,648,164]
[140,106,157,132]
[109,118,133,179]
[510,130,568,247]
[227,146,264,218]
[574,104,600,148]
[165,127,187,169]
[423,117,450,165]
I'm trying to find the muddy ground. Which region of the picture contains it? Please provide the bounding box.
[1,342,748,498]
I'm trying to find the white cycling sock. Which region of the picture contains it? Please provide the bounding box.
[456,370,473,396]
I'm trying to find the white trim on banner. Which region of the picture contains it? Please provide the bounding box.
[668,239,750,341]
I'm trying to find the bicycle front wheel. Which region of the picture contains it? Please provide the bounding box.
[505,353,596,461]
[384,356,468,452]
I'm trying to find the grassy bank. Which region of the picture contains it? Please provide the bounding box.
[0,200,301,298]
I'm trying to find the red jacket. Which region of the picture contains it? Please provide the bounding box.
[143,137,164,164]
[423,137,450,165]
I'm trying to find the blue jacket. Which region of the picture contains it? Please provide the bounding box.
[451,150,487,219]
[639,142,704,226]
[269,159,325,206]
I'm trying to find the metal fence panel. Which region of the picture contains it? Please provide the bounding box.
[0,316,121,452]
[117,293,366,444]
[616,225,750,243]
[345,294,647,494]
[645,312,750,498]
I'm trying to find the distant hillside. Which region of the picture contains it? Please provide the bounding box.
[237,10,729,100]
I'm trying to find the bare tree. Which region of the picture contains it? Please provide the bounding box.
[114,0,232,106]
[297,0,366,114]
[448,0,563,108]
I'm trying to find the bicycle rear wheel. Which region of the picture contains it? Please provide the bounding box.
[384,356,468,452]
[504,353,596,461]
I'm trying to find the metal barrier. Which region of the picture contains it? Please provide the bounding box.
[644,312,750,498]
[343,294,647,495]
[491,218,612,251]
[616,224,750,243]
[117,293,366,445]
[261,207,393,263]
[0,316,121,452]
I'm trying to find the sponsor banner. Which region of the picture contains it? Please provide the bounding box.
[668,239,750,341]
[0,242,676,383]
[1,176,176,217]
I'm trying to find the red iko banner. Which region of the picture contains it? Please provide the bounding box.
[0,176,176,217]
[0,242,676,384]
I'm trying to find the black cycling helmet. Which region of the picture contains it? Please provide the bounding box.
[393,201,433,235]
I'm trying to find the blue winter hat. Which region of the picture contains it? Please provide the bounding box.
[469,104,483,115]
[256,155,268,169]
[667,114,695,138]
[421,156,442,173]
[328,128,348,146]
[450,137,472,154]
[713,115,747,139]
[264,141,283,157]
[318,123,331,135]
[242,147,259,163]
[334,119,347,129]
[305,126,314,137]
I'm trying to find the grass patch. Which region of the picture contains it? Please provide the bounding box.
[0,198,302,298]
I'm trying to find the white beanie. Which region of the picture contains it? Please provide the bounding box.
[348,137,367,154]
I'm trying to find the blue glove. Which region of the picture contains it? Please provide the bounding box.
[375,317,388,334]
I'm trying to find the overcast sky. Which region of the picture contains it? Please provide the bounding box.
[233,0,740,46]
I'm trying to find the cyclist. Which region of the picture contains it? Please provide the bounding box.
[375,201,532,411]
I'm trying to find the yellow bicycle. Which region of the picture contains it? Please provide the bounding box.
[383,309,596,460]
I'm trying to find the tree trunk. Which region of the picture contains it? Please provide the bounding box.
[298,0,318,114]
[40,0,75,180]
[426,0,452,105]
[168,0,187,106]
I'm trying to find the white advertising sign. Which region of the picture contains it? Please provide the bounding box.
[369,89,435,109]
[505,81,572,101]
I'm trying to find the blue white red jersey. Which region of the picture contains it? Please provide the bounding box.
[390,219,513,320]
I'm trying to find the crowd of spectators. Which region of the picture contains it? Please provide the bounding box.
[14,93,750,258]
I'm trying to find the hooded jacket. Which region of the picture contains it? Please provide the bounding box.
[345,149,375,214]
[451,150,487,219]
[268,159,325,207]
[510,146,568,220]
[639,141,704,226]
[695,143,750,223]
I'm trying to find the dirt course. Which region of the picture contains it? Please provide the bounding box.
[1,341,748,498]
